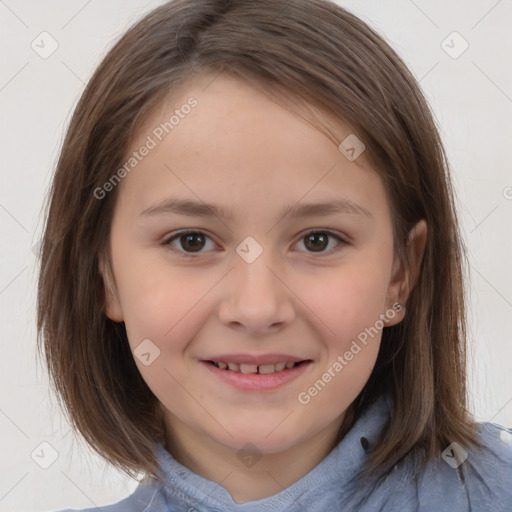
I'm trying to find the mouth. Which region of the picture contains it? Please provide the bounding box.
[200,357,313,391]
[205,360,306,374]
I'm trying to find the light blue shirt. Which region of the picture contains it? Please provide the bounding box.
[57,393,512,511]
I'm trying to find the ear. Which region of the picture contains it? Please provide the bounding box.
[383,219,427,326]
[98,253,124,322]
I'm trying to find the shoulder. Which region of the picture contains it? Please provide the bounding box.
[419,421,512,511]
[460,422,512,499]
[474,420,512,463]
[356,420,512,512]
[53,478,166,512]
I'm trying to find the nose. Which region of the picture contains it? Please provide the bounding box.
[217,253,295,336]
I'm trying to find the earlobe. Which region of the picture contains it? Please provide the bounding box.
[98,254,124,322]
[384,219,428,326]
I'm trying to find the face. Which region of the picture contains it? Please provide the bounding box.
[101,73,424,456]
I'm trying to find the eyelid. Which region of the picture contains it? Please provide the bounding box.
[162,228,349,256]
[296,228,350,244]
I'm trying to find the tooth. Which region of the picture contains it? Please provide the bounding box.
[274,362,286,371]
[228,362,240,372]
[285,362,295,369]
[240,363,258,374]
[217,361,227,370]
[258,364,276,374]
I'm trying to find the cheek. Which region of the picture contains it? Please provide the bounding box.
[113,251,206,352]
[297,261,389,414]
[297,341,380,426]
[116,265,210,411]
[306,254,391,337]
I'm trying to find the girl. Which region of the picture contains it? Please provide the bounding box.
[37,0,512,510]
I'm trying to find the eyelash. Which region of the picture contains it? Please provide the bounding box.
[161,229,348,257]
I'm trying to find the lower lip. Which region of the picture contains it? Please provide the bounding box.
[201,361,312,391]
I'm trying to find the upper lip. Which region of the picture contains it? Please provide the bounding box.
[202,354,309,365]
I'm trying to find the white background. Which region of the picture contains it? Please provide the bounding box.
[1,1,511,510]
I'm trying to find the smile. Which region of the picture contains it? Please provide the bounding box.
[207,360,301,374]
[201,359,313,391]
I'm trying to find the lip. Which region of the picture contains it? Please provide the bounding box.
[202,353,305,365]
[201,359,313,391]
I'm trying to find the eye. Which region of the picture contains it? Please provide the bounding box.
[293,230,347,254]
[162,229,347,256]
[163,230,217,255]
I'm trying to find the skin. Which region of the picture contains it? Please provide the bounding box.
[100,72,427,503]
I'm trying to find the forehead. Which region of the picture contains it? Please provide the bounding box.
[115,73,389,222]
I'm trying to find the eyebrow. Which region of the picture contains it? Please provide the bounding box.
[140,196,374,221]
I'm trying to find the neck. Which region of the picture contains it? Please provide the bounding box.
[163,413,345,503]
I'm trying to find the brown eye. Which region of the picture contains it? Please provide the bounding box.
[163,229,347,257]
[295,230,346,254]
[164,231,216,254]
[304,232,329,252]
[179,232,205,252]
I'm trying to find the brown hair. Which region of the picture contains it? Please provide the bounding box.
[37,0,478,483]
